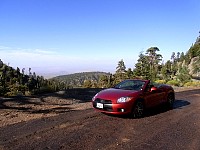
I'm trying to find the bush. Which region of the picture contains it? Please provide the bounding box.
[33,86,55,95]
[184,81,200,87]
[176,66,191,84]
[155,80,166,84]
[0,86,4,96]
[5,91,19,97]
[166,80,180,86]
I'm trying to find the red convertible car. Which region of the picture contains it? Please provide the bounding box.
[92,79,175,118]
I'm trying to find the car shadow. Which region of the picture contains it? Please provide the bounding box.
[173,99,191,109]
[144,99,190,117]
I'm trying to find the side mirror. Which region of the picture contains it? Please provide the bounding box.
[150,87,157,92]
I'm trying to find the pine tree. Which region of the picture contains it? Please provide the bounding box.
[177,66,191,85]
[133,53,150,79]
[115,59,127,82]
[126,68,133,79]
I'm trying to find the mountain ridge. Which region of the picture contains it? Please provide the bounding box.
[51,71,110,87]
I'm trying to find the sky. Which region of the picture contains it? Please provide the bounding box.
[0,0,200,78]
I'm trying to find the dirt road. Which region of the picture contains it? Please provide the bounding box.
[0,89,200,150]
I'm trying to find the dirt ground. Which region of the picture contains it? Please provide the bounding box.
[0,91,91,127]
[1,87,200,150]
[0,87,199,128]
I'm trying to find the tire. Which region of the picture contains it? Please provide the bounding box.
[167,93,175,109]
[132,101,145,118]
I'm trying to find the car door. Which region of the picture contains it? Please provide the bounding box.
[155,85,166,103]
[143,83,162,108]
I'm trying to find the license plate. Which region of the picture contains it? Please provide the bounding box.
[96,103,103,108]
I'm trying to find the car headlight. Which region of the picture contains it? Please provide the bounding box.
[117,97,132,103]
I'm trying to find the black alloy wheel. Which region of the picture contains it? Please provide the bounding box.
[132,101,144,118]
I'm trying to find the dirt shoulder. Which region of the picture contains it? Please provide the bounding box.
[0,87,199,128]
[0,93,92,128]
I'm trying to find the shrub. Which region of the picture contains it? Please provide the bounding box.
[0,86,4,96]
[155,80,166,84]
[166,80,180,86]
[184,81,200,87]
[176,66,191,84]
[33,86,55,95]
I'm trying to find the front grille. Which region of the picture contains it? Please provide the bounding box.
[93,98,113,112]
[95,98,112,104]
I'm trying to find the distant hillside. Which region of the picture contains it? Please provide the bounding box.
[51,72,110,87]
[0,59,60,96]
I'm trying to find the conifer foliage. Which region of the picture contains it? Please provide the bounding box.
[0,60,62,96]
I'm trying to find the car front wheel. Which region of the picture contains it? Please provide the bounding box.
[132,101,144,118]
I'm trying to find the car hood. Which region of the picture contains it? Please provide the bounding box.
[96,88,139,101]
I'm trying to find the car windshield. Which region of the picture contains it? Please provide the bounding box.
[114,80,146,91]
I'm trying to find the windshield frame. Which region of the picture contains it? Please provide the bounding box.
[114,80,146,91]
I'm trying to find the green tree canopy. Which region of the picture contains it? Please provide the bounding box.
[115,59,127,82]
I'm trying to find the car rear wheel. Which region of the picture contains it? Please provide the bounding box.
[132,101,144,118]
[167,93,175,109]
